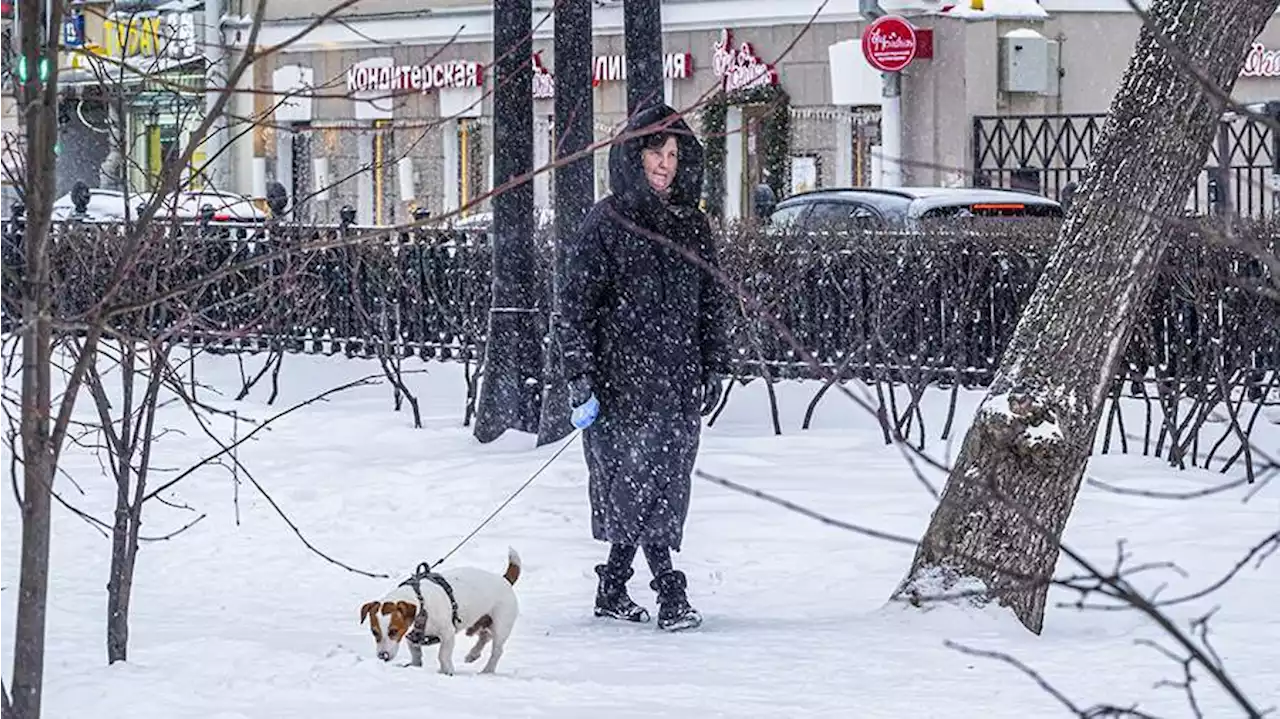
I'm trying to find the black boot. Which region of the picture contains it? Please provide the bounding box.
[594,564,651,623]
[650,569,702,632]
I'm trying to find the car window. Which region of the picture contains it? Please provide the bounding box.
[767,202,807,230]
[807,201,884,231]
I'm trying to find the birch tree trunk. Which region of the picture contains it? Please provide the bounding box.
[892,0,1279,634]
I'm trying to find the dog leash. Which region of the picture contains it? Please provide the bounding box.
[426,428,584,571]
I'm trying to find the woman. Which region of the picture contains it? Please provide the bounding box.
[556,103,730,632]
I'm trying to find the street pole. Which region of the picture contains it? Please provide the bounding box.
[624,0,664,116]
[475,0,543,443]
[537,0,594,446]
[881,71,903,187]
[204,0,228,190]
[858,0,904,187]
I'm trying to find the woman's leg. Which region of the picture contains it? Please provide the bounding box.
[642,544,673,577]
[594,543,650,623]
[609,543,638,572]
[645,544,702,632]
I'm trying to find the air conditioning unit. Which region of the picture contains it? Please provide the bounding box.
[876,0,948,12]
[999,28,1059,95]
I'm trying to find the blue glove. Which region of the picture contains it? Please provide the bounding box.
[568,375,599,429]
[571,394,599,429]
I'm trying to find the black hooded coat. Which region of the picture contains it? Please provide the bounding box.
[556,104,730,550]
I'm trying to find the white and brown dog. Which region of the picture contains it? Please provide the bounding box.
[360,547,521,675]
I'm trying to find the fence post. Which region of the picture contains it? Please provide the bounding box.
[1213,120,1234,216]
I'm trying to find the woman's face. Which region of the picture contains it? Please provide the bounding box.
[641,136,679,195]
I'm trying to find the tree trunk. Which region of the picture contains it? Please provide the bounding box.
[538,0,595,446]
[624,0,664,116]
[893,0,1279,634]
[105,519,137,664]
[100,344,164,664]
[11,1,64,716]
[474,0,544,443]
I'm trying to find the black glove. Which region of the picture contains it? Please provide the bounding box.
[700,374,724,416]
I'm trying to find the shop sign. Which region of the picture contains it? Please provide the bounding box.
[531,51,694,99]
[861,15,917,73]
[712,29,778,94]
[532,52,555,99]
[346,60,484,93]
[102,11,199,59]
[63,13,85,49]
[1241,43,1280,78]
[592,52,693,85]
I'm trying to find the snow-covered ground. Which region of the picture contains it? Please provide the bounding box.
[2,350,1277,718]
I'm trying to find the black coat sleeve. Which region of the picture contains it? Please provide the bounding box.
[697,217,731,378]
[556,207,610,384]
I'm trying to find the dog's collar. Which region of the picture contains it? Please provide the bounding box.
[399,562,461,646]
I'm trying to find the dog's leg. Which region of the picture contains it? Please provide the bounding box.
[405,642,423,668]
[480,634,505,675]
[465,630,492,664]
[436,632,457,676]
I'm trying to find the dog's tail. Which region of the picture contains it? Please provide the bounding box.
[503,547,522,585]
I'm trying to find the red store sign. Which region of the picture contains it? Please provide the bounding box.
[712,29,778,93]
[532,51,695,99]
[1241,43,1280,77]
[862,15,918,73]
[532,52,555,99]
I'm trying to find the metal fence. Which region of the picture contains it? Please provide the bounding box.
[973,113,1278,218]
[2,218,1277,402]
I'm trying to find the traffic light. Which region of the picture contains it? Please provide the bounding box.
[13,54,51,85]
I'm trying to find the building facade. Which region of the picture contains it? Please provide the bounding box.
[41,2,215,198]
[240,0,868,224]
[216,0,1280,223]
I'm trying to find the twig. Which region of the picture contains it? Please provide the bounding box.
[1086,476,1248,501]
[694,470,920,547]
[140,374,384,503]
[137,513,207,543]
[235,459,389,579]
[945,641,1163,719]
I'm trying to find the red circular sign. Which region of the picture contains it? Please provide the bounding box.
[862,15,918,73]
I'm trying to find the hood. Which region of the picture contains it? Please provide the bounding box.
[607,103,704,210]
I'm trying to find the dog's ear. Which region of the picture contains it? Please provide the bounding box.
[395,600,417,623]
[360,600,380,625]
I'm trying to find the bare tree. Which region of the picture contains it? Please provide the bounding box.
[0,0,367,712]
[9,1,68,716]
[892,0,1279,634]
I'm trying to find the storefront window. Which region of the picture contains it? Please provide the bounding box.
[128,82,204,194]
[458,118,487,215]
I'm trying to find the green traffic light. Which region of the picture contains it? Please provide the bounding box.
[13,55,50,85]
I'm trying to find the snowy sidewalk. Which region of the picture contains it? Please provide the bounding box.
[3,355,1276,718]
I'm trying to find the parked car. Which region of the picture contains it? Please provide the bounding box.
[51,187,267,224]
[765,186,1063,234]
[445,207,556,231]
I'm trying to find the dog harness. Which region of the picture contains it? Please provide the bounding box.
[399,562,462,647]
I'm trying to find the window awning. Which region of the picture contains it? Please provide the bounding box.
[58,53,207,90]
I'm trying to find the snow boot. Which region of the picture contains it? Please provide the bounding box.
[594,564,651,623]
[650,569,702,632]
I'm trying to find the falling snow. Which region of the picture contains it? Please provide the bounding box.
[2,354,1276,718]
